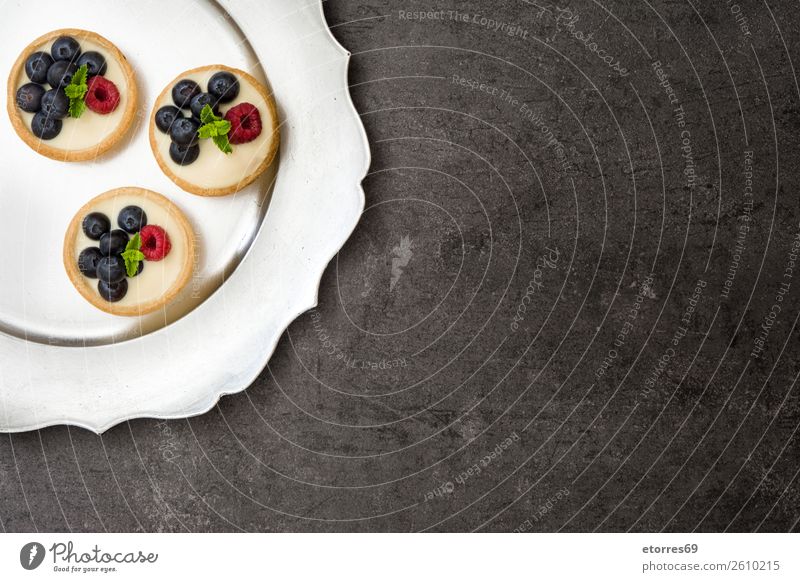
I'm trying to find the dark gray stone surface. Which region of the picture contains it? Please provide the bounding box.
[1,0,799,532]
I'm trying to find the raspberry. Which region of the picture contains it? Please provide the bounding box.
[85,76,120,115]
[139,225,171,261]
[224,102,262,144]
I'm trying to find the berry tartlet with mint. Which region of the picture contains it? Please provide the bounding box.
[63,188,195,316]
[7,28,137,162]
[149,65,279,196]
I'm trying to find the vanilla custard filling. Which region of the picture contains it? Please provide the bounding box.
[73,194,188,308]
[15,37,129,151]
[153,71,275,190]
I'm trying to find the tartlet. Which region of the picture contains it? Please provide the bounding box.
[149,65,279,197]
[7,28,138,162]
[64,187,195,316]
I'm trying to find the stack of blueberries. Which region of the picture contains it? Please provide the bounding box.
[77,206,146,302]
[154,71,240,165]
[16,35,108,140]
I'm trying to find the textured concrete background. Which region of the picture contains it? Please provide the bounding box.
[1,0,799,532]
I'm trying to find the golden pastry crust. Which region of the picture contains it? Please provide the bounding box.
[149,64,279,197]
[63,187,195,316]
[7,28,138,162]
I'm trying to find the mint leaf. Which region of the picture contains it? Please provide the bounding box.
[72,64,88,87]
[198,104,233,154]
[121,233,144,278]
[122,249,144,277]
[69,98,86,119]
[212,134,232,154]
[65,64,89,119]
[200,104,218,125]
[64,85,84,99]
[198,125,217,139]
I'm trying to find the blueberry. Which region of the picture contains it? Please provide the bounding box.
[51,36,81,62]
[169,117,200,146]
[169,142,200,166]
[76,51,106,76]
[99,229,129,256]
[77,247,103,278]
[98,278,128,302]
[189,92,220,120]
[46,60,78,90]
[30,112,62,140]
[82,212,111,240]
[117,206,147,234]
[16,83,45,113]
[25,51,54,84]
[131,261,144,277]
[172,79,201,109]
[207,71,239,104]
[155,105,182,134]
[40,89,69,118]
[96,255,126,284]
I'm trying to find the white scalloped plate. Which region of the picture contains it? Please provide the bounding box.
[0,0,368,432]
